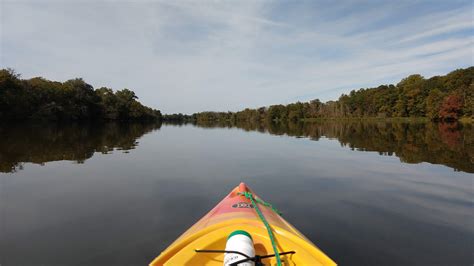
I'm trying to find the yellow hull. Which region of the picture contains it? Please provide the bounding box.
[150,183,336,265]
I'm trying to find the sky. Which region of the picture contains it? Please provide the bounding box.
[1,0,473,114]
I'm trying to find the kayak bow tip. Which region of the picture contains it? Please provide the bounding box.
[238,182,249,193]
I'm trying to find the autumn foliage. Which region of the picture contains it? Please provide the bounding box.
[177,67,473,123]
[439,94,463,121]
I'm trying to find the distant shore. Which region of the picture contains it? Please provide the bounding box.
[164,67,473,124]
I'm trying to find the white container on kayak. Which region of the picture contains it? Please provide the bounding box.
[224,230,255,266]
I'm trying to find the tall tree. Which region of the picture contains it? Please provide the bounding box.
[439,94,463,121]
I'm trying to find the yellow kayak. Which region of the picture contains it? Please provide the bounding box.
[150,182,336,265]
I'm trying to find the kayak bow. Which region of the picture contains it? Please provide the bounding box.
[150,182,336,265]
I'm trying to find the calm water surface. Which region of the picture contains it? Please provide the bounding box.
[0,121,473,265]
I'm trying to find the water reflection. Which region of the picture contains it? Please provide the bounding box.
[1,121,472,265]
[190,120,474,173]
[0,122,161,173]
[0,120,472,173]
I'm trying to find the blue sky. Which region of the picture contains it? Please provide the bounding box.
[1,0,472,114]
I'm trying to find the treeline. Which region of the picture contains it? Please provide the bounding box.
[162,113,195,122]
[191,67,473,122]
[0,69,162,121]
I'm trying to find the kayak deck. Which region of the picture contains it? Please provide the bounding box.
[150,183,336,265]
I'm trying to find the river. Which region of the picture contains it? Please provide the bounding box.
[0,121,472,265]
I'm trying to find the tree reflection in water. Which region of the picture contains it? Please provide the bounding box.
[0,122,161,173]
[191,120,473,173]
[0,120,472,173]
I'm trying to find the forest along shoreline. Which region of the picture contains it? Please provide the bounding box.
[0,66,472,124]
[163,67,473,124]
[0,69,162,122]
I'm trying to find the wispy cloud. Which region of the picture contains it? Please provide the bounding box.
[1,0,472,113]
